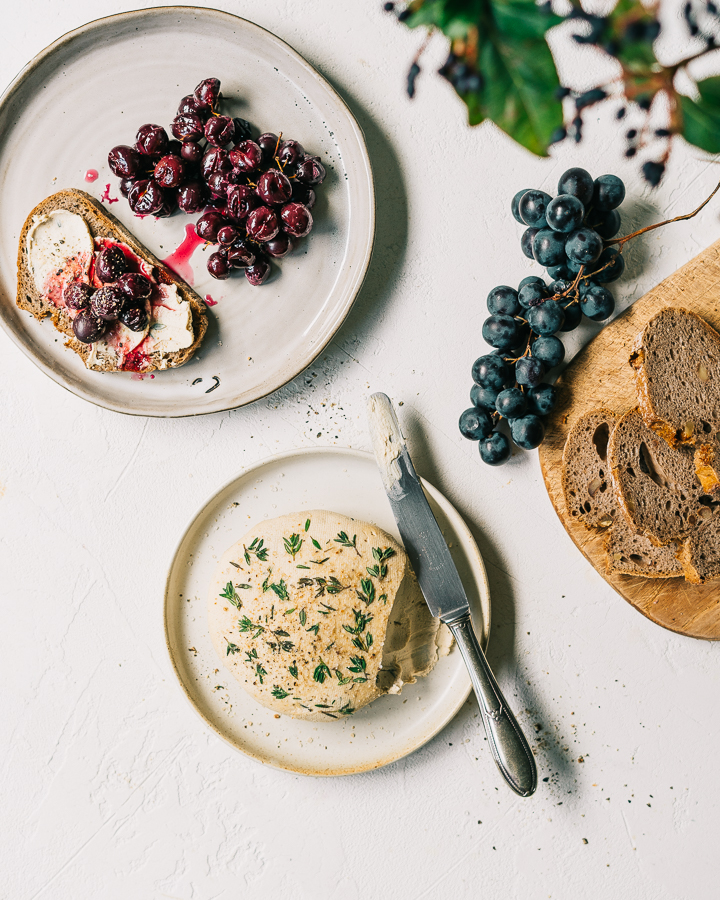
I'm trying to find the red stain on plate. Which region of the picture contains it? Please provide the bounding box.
[100,183,119,204]
[204,294,218,306]
[162,223,204,286]
[84,169,99,183]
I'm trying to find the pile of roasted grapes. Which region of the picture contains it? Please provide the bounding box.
[107,78,325,286]
[460,167,626,465]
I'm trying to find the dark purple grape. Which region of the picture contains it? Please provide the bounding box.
[510,415,545,450]
[180,141,204,164]
[91,285,125,321]
[459,407,494,440]
[532,229,566,267]
[228,242,255,268]
[482,315,523,351]
[128,179,164,215]
[586,207,621,240]
[511,188,531,223]
[177,181,207,214]
[526,383,557,416]
[518,190,550,227]
[64,281,94,311]
[592,247,625,283]
[217,225,239,245]
[515,356,546,387]
[278,139,304,169]
[233,118,252,142]
[257,132,279,163]
[557,167,594,206]
[264,232,293,258]
[479,431,511,466]
[246,258,271,285]
[172,113,204,142]
[136,124,169,156]
[230,141,263,173]
[580,284,615,320]
[472,354,511,390]
[226,184,258,220]
[108,145,141,177]
[119,304,148,332]
[487,285,520,316]
[246,207,279,242]
[205,116,236,147]
[292,182,316,209]
[207,171,230,198]
[195,211,227,241]
[521,227,539,259]
[295,155,326,185]
[119,177,136,198]
[592,174,625,210]
[116,272,152,301]
[531,335,565,368]
[496,387,527,419]
[256,169,292,205]
[527,301,565,336]
[559,297,583,331]
[195,77,221,109]
[73,309,107,343]
[153,155,185,188]
[201,147,232,181]
[566,228,603,265]
[178,94,209,120]
[280,202,312,238]
[96,246,128,283]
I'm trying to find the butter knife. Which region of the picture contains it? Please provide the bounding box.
[367,393,537,797]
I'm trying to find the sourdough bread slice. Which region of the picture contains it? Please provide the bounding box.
[562,408,682,577]
[16,189,207,372]
[630,307,720,447]
[562,409,618,527]
[609,408,704,546]
[678,514,720,584]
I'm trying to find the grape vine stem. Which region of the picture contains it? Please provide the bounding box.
[606,178,720,248]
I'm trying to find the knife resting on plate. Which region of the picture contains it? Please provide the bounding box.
[367,393,537,797]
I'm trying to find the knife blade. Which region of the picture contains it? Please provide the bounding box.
[367,392,537,797]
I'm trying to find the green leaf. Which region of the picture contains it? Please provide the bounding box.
[681,78,720,154]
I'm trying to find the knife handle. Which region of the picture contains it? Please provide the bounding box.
[448,613,537,797]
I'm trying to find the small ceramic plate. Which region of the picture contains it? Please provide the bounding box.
[165,448,490,776]
[0,8,374,416]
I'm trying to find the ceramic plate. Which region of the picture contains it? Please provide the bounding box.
[0,8,374,416]
[165,448,490,776]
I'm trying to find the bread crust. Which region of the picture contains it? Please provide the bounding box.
[16,189,207,372]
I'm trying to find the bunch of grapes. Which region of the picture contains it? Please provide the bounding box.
[460,167,626,465]
[107,78,325,287]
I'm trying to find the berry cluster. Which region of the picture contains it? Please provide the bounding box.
[107,78,325,287]
[65,247,151,344]
[460,166,626,466]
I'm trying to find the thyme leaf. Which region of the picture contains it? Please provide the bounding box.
[226,640,241,656]
[255,663,267,684]
[238,615,265,639]
[271,685,289,699]
[283,533,303,560]
[220,581,244,608]
[335,531,359,554]
[367,546,396,580]
[306,623,320,636]
[289,664,299,679]
[342,609,373,635]
[304,518,311,532]
[244,537,269,564]
[348,655,367,674]
[356,577,376,605]
[311,537,322,550]
[299,609,307,626]
[270,579,289,602]
[339,701,355,715]
[313,659,331,683]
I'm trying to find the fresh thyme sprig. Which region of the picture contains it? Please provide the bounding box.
[220,581,249,608]
[284,533,303,560]
[335,531,360,555]
[342,609,373,635]
[356,577,376,605]
[367,547,396,580]
[238,616,265,639]
[272,685,290,699]
[244,537,269,565]
[313,659,331,683]
[269,579,289,602]
[226,640,241,656]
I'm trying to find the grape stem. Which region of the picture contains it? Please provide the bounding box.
[606,178,720,248]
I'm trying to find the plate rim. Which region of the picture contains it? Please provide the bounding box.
[0,6,375,418]
[163,445,491,776]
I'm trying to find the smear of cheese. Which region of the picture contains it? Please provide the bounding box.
[146,283,194,355]
[87,321,149,369]
[26,211,93,303]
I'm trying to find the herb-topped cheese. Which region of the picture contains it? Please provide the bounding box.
[208,510,448,721]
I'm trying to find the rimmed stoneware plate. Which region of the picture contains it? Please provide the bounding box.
[165,448,490,776]
[0,7,374,416]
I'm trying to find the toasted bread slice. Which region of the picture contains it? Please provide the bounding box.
[16,189,207,372]
[561,408,682,578]
[630,307,720,448]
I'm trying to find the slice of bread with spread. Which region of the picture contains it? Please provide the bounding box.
[17,189,207,373]
[562,409,682,578]
[630,307,720,448]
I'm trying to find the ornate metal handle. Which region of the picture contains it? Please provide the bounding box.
[448,613,537,797]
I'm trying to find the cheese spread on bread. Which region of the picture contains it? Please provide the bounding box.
[26,211,93,304]
[208,510,449,721]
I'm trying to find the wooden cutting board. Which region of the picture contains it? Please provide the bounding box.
[539,238,720,640]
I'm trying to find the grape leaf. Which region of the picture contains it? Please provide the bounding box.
[681,77,720,154]
[406,0,563,156]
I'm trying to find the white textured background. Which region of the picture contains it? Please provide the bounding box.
[2,2,720,898]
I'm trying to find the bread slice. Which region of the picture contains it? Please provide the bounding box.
[678,515,720,584]
[609,408,705,546]
[562,408,682,577]
[562,409,617,527]
[16,189,207,372]
[630,307,720,447]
